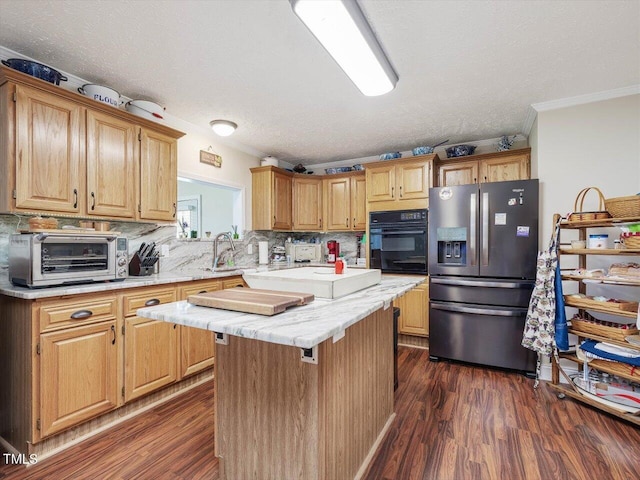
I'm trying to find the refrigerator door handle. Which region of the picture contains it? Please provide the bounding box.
[469,193,477,265]
[482,192,489,266]
[431,302,527,317]
[430,277,533,289]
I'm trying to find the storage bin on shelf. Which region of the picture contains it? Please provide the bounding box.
[604,195,640,218]
[570,313,639,342]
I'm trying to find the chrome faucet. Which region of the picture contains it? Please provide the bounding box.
[212,232,236,271]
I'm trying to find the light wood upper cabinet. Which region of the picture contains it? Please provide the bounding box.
[0,66,184,221]
[351,174,367,231]
[14,84,82,213]
[395,282,429,337]
[324,172,366,231]
[293,176,323,231]
[366,155,436,211]
[39,321,118,439]
[251,166,293,230]
[437,148,531,187]
[139,128,177,221]
[397,161,432,200]
[438,160,479,186]
[366,163,395,202]
[86,110,136,218]
[480,152,530,183]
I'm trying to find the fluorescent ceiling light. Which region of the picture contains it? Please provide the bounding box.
[290,0,398,96]
[209,120,237,136]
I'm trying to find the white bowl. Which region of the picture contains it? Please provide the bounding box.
[78,84,121,107]
[125,100,165,120]
[571,240,586,249]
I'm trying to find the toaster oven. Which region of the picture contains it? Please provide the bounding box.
[9,232,128,288]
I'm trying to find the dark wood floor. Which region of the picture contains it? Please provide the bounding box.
[2,346,640,479]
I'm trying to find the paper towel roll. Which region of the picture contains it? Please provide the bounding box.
[259,241,269,265]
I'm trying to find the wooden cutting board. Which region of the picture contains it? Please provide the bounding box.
[187,287,314,315]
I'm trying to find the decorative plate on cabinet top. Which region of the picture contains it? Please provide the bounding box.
[445,144,477,158]
[379,152,402,160]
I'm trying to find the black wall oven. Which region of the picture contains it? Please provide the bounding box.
[369,209,427,274]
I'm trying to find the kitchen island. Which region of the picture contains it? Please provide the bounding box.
[137,275,423,480]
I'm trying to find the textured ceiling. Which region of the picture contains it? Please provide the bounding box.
[0,0,638,165]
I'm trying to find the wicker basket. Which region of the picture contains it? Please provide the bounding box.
[604,195,640,218]
[567,187,612,223]
[571,317,639,341]
[621,232,640,249]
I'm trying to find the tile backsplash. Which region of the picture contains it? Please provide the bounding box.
[0,215,362,275]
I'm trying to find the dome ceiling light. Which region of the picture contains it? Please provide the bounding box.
[210,120,238,136]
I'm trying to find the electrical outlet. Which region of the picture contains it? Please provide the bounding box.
[247,244,253,255]
[161,244,170,257]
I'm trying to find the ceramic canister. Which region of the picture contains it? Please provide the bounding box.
[588,234,608,249]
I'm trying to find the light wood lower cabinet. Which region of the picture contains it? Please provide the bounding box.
[39,321,118,438]
[395,282,429,337]
[122,287,178,403]
[0,274,245,452]
[178,280,220,378]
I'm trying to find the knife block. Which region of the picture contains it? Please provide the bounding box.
[128,254,155,276]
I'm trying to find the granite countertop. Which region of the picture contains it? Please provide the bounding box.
[0,268,251,300]
[136,275,425,349]
[0,263,363,300]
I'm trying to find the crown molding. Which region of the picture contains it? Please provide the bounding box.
[522,85,640,136]
[531,85,640,113]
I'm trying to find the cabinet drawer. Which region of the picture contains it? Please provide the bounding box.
[122,287,176,317]
[178,280,221,300]
[39,296,118,333]
[221,276,247,290]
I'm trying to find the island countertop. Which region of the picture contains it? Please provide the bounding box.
[136,275,424,349]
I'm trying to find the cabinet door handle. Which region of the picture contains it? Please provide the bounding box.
[399,185,403,198]
[172,203,177,218]
[71,309,93,320]
[319,218,322,228]
[353,218,356,228]
[473,178,477,183]
[91,192,96,210]
[73,188,78,209]
[346,218,349,227]
[391,186,394,198]
[484,176,487,182]
[198,290,208,294]
[144,298,160,306]
[111,325,116,345]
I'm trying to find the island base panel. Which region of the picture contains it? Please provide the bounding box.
[215,307,394,480]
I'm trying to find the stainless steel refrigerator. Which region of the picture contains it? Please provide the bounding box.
[428,179,539,374]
